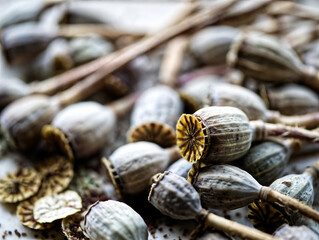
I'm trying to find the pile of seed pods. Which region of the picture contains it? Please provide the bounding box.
[1,1,319,240]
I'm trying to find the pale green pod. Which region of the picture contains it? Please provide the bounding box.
[206,83,268,121]
[273,224,319,240]
[191,164,262,210]
[84,200,148,240]
[103,142,179,197]
[148,171,202,220]
[236,140,291,185]
[190,26,239,66]
[43,101,116,160]
[128,85,183,147]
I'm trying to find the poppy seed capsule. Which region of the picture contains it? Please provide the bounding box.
[127,85,183,148]
[84,200,148,240]
[176,106,319,163]
[166,158,193,179]
[273,224,319,240]
[102,141,181,197]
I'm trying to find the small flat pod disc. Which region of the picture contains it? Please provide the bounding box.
[36,155,74,196]
[17,197,55,230]
[34,190,82,223]
[0,168,41,203]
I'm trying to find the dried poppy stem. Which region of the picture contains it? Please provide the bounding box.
[149,171,278,240]
[159,36,189,87]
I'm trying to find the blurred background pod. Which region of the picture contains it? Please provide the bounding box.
[273,224,319,240]
[127,85,183,148]
[102,141,180,197]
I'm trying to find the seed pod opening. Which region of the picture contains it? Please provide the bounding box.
[42,102,116,160]
[102,141,173,197]
[176,106,252,163]
[127,85,183,148]
[84,200,148,240]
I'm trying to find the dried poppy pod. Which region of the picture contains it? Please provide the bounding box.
[166,158,193,179]
[189,26,240,66]
[42,94,136,160]
[273,224,319,240]
[248,160,319,233]
[188,164,319,223]
[84,200,148,240]
[264,84,319,116]
[227,32,319,91]
[0,168,42,203]
[102,141,181,197]
[148,171,277,240]
[127,85,183,148]
[235,138,303,185]
[176,106,319,164]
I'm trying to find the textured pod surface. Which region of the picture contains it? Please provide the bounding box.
[176,106,252,163]
[266,84,319,115]
[166,158,193,179]
[206,83,268,121]
[148,171,202,220]
[273,224,319,240]
[190,26,239,66]
[84,200,148,240]
[103,141,171,196]
[236,141,289,185]
[0,95,58,150]
[48,102,116,159]
[227,32,304,83]
[191,164,262,210]
[128,85,183,147]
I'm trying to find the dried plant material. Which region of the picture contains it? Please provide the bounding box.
[17,197,55,230]
[0,168,41,203]
[69,169,103,197]
[34,190,82,223]
[84,200,148,240]
[273,224,319,240]
[62,212,89,240]
[36,155,74,196]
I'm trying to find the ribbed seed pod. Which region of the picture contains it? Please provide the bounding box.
[190,164,262,210]
[148,171,277,240]
[248,171,315,233]
[265,84,319,115]
[235,139,302,185]
[189,26,239,66]
[227,32,319,91]
[84,200,148,240]
[273,224,319,240]
[205,82,268,121]
[127,85,183,147]
[166,158,193,179]
[0,95,59,151]
[176,106,319,164]
[102,141,180,197]
[42,102,116,160]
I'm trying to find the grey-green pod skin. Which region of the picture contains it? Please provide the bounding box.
[192,165,262,210]
[130,85,183,129]
[108,142,171,195]
[69,36,114,66]
[205,83,268,121]
[84,200,148,240]
[0,78,29,110]
[166,158,193,179]
[0,95,58,150]
[227,32,305,83]
[236,141,290,186]
[52,102,116,159]
[148,171,202,220]
[267,84,319,115]
[190,26,239,66]
[194,106,252,163]
[197,230,234,240]
[269,172,314,224]
[273,224,319,240]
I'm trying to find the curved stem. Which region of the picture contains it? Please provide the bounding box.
[277,112,319,128]
[107,92,140,117]
[260,186,319,223]
[202,210,278,240]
